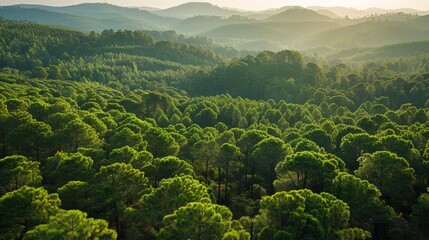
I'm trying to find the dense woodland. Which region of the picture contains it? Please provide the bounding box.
[1,17,429,240]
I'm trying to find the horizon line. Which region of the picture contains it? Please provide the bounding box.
[1,2,428,12]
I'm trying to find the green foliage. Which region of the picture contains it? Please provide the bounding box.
[45,151,94,188]
[256,189,363,240]
[130,175,211,236]
[252,137,288,194]
[336,228,371,240]
[411,191,429,238]
[61,119,102,152]
[94,163,150,238]
[275,151,343,192]
[328,172,394,231]
[8,120,52,162]
[0,155,41,195]
[57,181,94,211]
[95,163,149,205]
[155,156,194,181]
[0,187,61,239]
[340,133,382,171]
[0,18,428,240]
[144,127,179,158]
[24,210,117,240]
[159,202,233,240]
[356,151,415,212]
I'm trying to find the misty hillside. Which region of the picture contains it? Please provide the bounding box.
[264,8,333,22]
[308,6,428,18]
[315,9,341,18]
[154,2,245,19]
[410,15,429,30]
[1,4,177,31]
[303,21,429,49]
[173,15,254,34]
[1,2,429,51]
[202,21,340,50]
[0,6,106,31]
[325,41,429,62]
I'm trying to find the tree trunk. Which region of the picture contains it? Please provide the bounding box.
[205,157,209,186]
[250,161,255,199]
[268,163,274,195]
[1,130,6,158]
[244,156,248,188]
[217,166,221,204]
[36,147,40,163]
[224,160,229,205]
[250,221,254,240]
[113,201,122,240]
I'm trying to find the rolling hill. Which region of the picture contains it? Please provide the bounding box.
[410,15,429,30]
[264,8,333,22]
[308,6,428,18]
[155,2,246,19]
[0,4,177,31]
[201,21,340,50]
[0,7,106,31]
[173,15,255,34]
[302,21,429,49]
[1,3,428,52]
[325,41,429,62]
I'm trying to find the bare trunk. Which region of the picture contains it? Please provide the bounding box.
[224,160,229,204]
[217,167,221,204]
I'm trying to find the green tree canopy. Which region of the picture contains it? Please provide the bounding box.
[340,133,381,171]
[144,127,179,158]
[328,172,394,231]
[24,210,117,240]
[129,175,211,236]
[252,137,289,194]
[411,190,429,239]
[355,151,415,212]
[0,155,41,195]
[256,189,368,240]
[275,151,343,193]
[94,163,150,239]
[159,202,233,240]
[0,187,61,239]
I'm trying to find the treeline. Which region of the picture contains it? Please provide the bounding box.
[1,19,429,240]
[0,19,221,89]
[187,49,429,109]
[143,29,256,58]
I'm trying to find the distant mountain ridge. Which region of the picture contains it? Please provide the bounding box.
[1,2,429,51]
[2,3,177,31]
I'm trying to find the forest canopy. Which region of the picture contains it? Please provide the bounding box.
[1,17,429,240]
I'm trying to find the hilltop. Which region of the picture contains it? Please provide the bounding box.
[264,8,333,22]
[154,2,245,19]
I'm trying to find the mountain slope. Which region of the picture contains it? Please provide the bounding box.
[0,7,106,31]
[1,4,177,31]
[201,21,340,50]
[410,15,429,30]
[173,15,254,34]
[264,8,333,22]
[155,2,245,19]
[303,21,429,49]
[315,9,341,19]
[326,41,429,61]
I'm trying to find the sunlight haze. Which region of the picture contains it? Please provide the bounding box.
[1,0,428,10]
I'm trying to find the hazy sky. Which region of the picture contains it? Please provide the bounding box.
[1,0,429,10]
